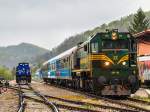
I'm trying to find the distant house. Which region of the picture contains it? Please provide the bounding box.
[134,29,150,84]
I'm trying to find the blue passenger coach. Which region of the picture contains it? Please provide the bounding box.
[41,46,77,82]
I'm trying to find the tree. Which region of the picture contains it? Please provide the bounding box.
[0,66,13,80]
[128,8,149,33]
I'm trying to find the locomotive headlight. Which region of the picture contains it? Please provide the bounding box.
[104,61,110,66]
[122,61,126,65]
[112,32,117,40]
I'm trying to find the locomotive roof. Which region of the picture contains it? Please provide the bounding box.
[43,46,77,65]
[79,32,131,46]
[18,62,29,65]
[79,33,97,46]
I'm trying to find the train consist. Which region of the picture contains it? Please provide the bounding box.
[16,63,31,84]
[40,29,140,96]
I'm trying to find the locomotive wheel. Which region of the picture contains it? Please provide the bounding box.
[72,79,76,89]
[84,80,93,92]
[77,78,80,90]
[89,80,94,92]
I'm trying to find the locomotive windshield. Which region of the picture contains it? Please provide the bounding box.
[102,39,128,49]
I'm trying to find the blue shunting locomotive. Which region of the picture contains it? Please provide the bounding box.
[16,63,31,84]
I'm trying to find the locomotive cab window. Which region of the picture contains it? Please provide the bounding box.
[91,42,99,53]
[102,40,128,49]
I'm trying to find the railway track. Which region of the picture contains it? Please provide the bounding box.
[127,97,150,105]
[10,83,150,112]
[23,86,138,112]
[44,94,139,112]
[24,94,101,112]
[46,83,150,112]
[15,84,59,112]
[10,85,102,112]
[17,85,25,112]
[10,85,103,112]
[10,84,137,112]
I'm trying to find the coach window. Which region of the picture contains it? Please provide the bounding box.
[48,63,50,70]
[61,60,64,68]
[52,63,53,70]
[91,42,98,53]
[51,64,53,70]
[64,58,67,68]
[53,63,55,70]
[49,64,51,70]
[50,64,52,70]
[52,64,54,70]
[53,63,54,70]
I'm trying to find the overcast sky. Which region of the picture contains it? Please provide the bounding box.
[0,0,150,50]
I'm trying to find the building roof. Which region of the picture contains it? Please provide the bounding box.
[134,29,150,39]
[134,29,150,44]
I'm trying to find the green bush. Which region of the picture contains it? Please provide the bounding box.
[0,66,13,80]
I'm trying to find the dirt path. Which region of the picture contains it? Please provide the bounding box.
[0,89,18,112]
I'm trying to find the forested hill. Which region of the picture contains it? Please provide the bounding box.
[35,11,150,65]
[0,43,49,68]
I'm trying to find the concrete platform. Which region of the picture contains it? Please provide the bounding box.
[132,88,150,98]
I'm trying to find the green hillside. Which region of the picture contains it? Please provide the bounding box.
[0,43,49,68]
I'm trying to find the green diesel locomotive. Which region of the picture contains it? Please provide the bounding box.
[42,29,140,96]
